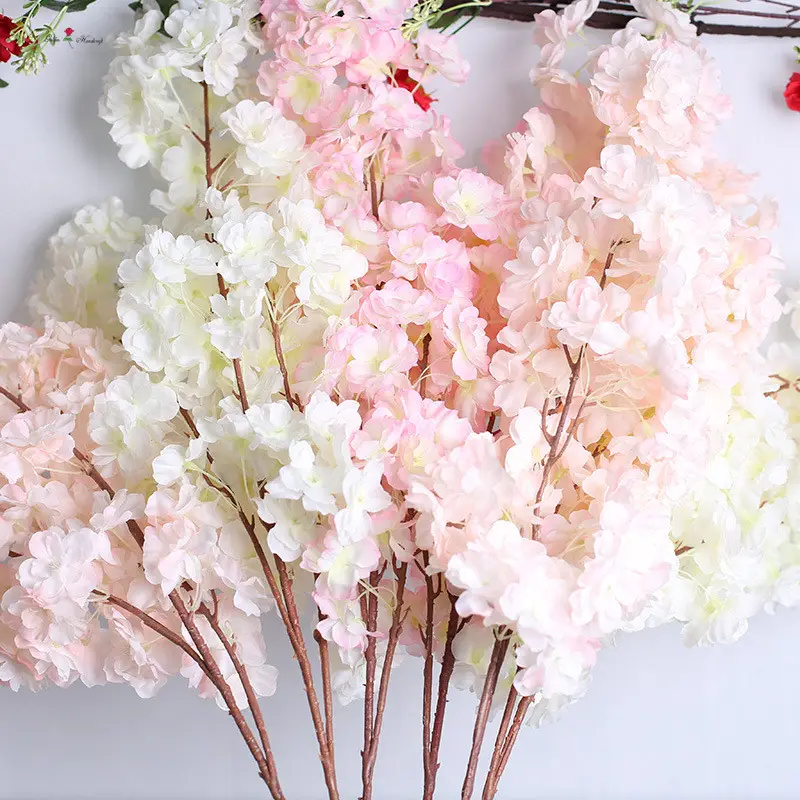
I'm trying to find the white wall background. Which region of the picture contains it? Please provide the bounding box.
[2,5,800,798]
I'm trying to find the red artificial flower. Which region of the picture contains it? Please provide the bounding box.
[64,27,74,37]
[0,14,22,64]
[394,69,435,112]
[785,72,800,112]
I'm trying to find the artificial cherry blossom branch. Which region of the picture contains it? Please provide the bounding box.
[186,88,339,795]
[532,245,618,537]
[0,385,285,797]
[198,80,250,411]
[181,390,338,798]
[475,246,620,796]
[10,1,795,796]
[260,293,340,798]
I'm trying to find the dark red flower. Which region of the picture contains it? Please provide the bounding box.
[0,14,22,64]
[394,69,435,112]
[64,27,74,37]
[785,72,800,112]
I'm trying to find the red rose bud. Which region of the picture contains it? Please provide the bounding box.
[64,27,74,36]
[785,72,800,112]
[0,14,22,64]
[394,69,435,112]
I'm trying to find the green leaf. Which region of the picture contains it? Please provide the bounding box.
[0,77,8,88]
[428,3,481,30]
[153,0,179,16]
[128,0,178,28]
[41,0,98,11]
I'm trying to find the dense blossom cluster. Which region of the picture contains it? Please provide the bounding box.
[3,0,800,796]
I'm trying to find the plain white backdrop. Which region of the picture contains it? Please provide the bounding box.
[2,5,800,798]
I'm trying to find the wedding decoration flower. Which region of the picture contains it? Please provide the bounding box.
[3,0,800,797]
[0,13,22,63]
[786,70,800,112]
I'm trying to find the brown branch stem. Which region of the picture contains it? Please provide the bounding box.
[484,695,534,799]
[104,594,212,682]
[199,604,284,799]
[362,561,409,794]
[424,593,461,800]
[274,553,340,800]
[460,0,800,35]
[421,560,437,792]
[169,590,280,797]
[315,609,336,761]
[532,246,619,537]
[481,684,518,800]
[267,296,302,411]
[197,81,249,412]
[360,569,381,800]
[461,636,510,800]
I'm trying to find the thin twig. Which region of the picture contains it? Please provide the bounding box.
[198,81,249,411]
[268,294,302,411]
[461,636,510,800]
[531,344,585,536]
[315,608,336,761]
[360,569,381,800]
[363,560,409,791]
[424,593,461,800]
[485,695,534,799]
[169,590,280,797]
[457,0,800,35]
[104,594,213,682]
[199,604,284,799]
[274,553,340,800]
[233,358,250,411]
[419,334,431,398]
[531,245,618,537]
[180,407,201,439]
[421,555,436,792]
[481,684,518,800]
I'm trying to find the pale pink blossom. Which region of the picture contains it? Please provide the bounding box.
[433,171,505,240]
[415,30,469,84]
[441,300,490,381]
[546,277,630,356]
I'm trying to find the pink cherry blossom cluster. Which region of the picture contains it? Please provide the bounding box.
[5,0,800,797]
